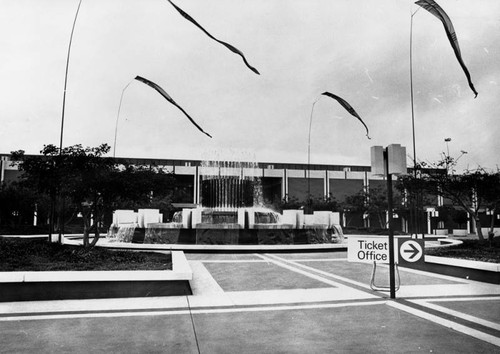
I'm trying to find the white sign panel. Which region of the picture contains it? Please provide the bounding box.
[348,236,390,263]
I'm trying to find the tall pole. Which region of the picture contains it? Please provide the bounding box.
[60,0,83,152]
[409,8,422,237]
[56,0,83,243]
[384,148,396,299]
[307,99,319,210]
[113,82,132,158]
[410,11,417,175]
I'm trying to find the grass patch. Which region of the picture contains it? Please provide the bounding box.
[0,237,172,271]
[426,238,500,263]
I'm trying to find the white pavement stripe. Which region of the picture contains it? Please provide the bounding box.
[410,299,500,331]
[198,259,347,263]
[387,301,500,348]
[384,263,476,283]
[361,262,468,283]
[226,287,374,306]
[0,300,386,322]
[189,261,225,295]
[292,258,347,262]
[264,253,373,290]
[197,259,347,263]
[421,296,500,303]
[254,254,353,290]
[197,260,267,263]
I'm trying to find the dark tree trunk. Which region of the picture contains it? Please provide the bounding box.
[472,215,484,242]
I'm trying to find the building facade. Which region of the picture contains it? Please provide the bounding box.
[0,154,439,232]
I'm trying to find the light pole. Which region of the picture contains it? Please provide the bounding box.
[444,137,451,156]
[444,137,452,173]
[409,7,421,238]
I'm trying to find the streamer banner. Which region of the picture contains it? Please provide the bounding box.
[415,0,478,97]
[321,92,370,139]
[135,76,212,138]
[167,0,259,75]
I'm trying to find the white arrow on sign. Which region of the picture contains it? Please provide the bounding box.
[400,240,423,263]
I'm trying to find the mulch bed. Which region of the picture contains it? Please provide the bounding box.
[0,238,172,271]
[426,238,500,263]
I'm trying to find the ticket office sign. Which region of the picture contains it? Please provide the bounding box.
[398,238,424,265]
[348,236,391,264]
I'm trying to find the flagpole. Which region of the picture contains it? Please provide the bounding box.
[60,0,83,152]
[54,0,82,244]
[307,98,319,202]
[113,81,132,158]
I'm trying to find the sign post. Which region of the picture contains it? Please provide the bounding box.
[371,144,407,299]
[385,149,396,299]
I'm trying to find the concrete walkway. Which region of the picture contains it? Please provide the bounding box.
[1,250,500,353]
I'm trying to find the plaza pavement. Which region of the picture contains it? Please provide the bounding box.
[1,248,500,353]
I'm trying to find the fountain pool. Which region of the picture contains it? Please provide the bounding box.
[107,156,343,245]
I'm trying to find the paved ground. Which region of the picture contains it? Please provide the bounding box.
[1,251,500,353]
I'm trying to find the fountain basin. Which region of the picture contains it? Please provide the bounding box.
[109,209,343,245]
[144,223,183,244]
[195,224,241,244]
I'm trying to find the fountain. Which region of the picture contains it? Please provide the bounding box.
[107,155,344,245]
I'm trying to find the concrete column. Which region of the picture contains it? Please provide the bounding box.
[0,157,5,183]
[324,170,328,198]
[33,204,38,226]
[283,169,288,201]
[195,166,199,205]
[427,211,432,235]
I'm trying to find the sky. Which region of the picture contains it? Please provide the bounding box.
[1,0,499,172]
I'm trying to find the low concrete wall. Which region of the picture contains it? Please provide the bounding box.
[0,251,192,302]
[404,255,500,285]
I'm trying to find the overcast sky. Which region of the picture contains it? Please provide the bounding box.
[1,0,499,171]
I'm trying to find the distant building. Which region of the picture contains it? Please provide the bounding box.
[0,153,442,232]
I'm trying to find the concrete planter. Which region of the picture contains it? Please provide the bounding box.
[0,251,192,302]
[423,255,500,284]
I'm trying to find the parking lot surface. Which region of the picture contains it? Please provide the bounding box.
[1,251,499,353]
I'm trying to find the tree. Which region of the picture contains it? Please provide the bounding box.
[341,190,368,227]
[12,144,116,246]
[341,185,410,230]
[0,182,41,228]
[101,164,178,222]
[400,156,500,242]
[272,194,338,214]
[12,144,181,247]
